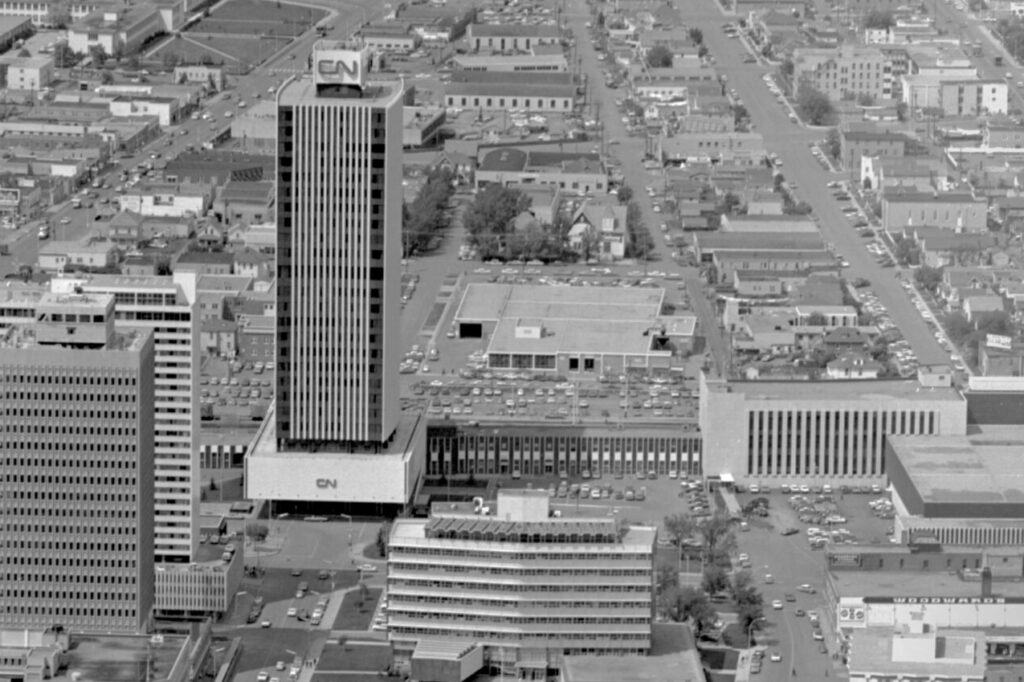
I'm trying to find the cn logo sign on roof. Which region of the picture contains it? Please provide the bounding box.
[313,49,368,88]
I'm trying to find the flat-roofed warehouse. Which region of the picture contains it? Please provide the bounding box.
[453,283,696,375]
[887,428,1024,545]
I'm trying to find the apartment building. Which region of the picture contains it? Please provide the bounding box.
[881,190,988,233]
[792,46,892,101]
[58,273,200,564]
[0,291,154,634]
[387,489,656,678]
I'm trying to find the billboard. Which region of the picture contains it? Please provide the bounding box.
[313,48,368,88]
[0,188,19,208]
[987,333,1013,350]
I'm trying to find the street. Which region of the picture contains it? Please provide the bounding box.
[680,1,951,366]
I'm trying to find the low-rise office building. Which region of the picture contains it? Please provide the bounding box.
[699,372,967,484]
[0,0,106,26]
[467,22,561,52]
[358,21,420,53]
[0,54,54,91]
[452,53,568,73]
[153,544,244,620]
[387,489,656,677]
[475,148,605,194]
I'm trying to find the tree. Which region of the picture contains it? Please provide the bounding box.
[894,237,921,266]
[702,564,730,595]
[664,513,696,547]
[656,561,680,594]
[617,184,633,204]
[944,312,973,345]
[977,310,1013,336]
[864,9,895,29]
[208,477,218,491]
[914,265,943,293]
[53,43,77,68]
[718,191,742,215]
[857,93,877,106]
[375,522,391,559]
[780,58,794,78]
[805,312,828,326]
[796,84,834,126]
[660,586,717,631]
[89,45,108,68]
[733,104,749,127]
[624,201,654,260]
[17,48,31,58]
[403,167,456,256]
[689,28,704,45]
[155,256,172,276]
[100,70,113,84]
[245,523,269,542]
[46,4,72,28]
[698,514,737,563]
[646,45,673,68]
[825,128,842,161]
[162,52,180,70]
[463,184,530,259]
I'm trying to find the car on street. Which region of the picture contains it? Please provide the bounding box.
[260,620,271,628]
[358,563,378,573]
[769,652,782,662]
[780,527,798,536]
[794,608,806,616]
[287,607,298,617]
[772,600,783,610]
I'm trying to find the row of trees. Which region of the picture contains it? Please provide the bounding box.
[658,513,765,638]
[996,17,1024,63]
[402,168,456,257]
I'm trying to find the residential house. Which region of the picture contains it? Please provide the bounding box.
[175,250,233,276]
[963,293,1004,325]
[511,183,561,225]
[37,239,117,272]
[979,341,1024,376]
[232,249,271,281]
[200,318,237,357]
[195,222,226,250]
[826,352,882,379]
[569,198,628,261]
[0,54,54,91]
[795,304,859,327]
[823,327,870,351]
[213,180,274,225]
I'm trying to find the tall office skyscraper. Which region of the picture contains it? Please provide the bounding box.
[58,274,200,563]
[275,42,402,449]
[0,291,154,634]
[247,42,425,510]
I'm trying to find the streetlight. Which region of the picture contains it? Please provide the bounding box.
[747,616,767,648]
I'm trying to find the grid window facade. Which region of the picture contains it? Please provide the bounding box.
[275,87,402,449]
[0,343,154,633]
